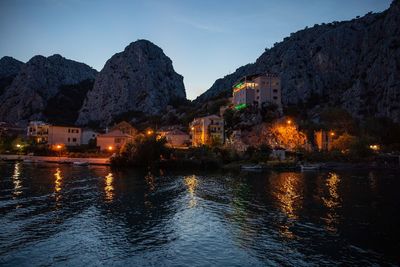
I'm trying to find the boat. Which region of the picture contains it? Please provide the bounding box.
[241,164,265,170]
[300,164,320,171]
[73,161,89,166]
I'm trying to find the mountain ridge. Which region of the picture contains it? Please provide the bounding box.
[196,0,400,122]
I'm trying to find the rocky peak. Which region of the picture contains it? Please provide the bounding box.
[77,39,186,126]
[0,54,97,123]
[0,56,24,78]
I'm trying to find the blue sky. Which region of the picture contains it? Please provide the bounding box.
[0,0,392,99]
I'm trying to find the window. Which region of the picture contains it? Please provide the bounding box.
[256,89,259,93]
[72,138,77,142]
[273,89,278,93]
[273,96,278,100]
[68,129,71,133]
[256,96,259,100]
[68,137,70,142]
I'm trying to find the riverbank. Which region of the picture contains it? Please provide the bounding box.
[0,154,110,165]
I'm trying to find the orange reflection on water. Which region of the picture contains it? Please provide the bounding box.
[184,175,198,208]
[104,172,114,202]
[321,172,341,232]
[54,168,63,193]
[272,172,302,220]
[12,162,22,198]
[270,172,303,240]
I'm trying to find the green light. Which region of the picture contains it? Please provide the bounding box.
[235,103,247,110]
[234,82,244,89]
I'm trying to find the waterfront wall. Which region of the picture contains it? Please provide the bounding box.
[0,154,110,165]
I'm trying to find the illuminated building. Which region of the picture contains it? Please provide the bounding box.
[232,72,282,110]
[190,115,224,146]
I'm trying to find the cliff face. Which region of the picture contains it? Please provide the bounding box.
[0,54,97,124]
[197,1,400,122]
[0,56,24,96]
[77,40,186,126]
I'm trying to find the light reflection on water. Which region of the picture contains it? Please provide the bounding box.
[12,162,22,198]
[322,172,341,232]
[0,163,399,266]
[104,172,114,202]
[184,175,198,208]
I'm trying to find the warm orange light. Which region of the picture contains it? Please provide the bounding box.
[369,144,380,151]
[330,132,335,136]
[286,120,292,125]
[56,145,62,149]
[147,130,153,135]
[191,127,195,131]
[108,146,113,151]
[16,144,21,148]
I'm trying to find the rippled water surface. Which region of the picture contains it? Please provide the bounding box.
[0,162,399,266]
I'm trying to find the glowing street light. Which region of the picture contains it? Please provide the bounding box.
[147,129,153,135]
[369,144,380,151]
[330,132,335,137]
[16,144,21,148]
[286,119,292,125]
[191,126,195,131]
[108,146,113,151]
[56,145,62,149]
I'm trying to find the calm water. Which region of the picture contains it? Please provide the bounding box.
[0,162,399,266]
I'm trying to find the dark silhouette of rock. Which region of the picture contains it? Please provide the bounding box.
[0,54,97,124]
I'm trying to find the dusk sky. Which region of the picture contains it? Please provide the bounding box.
[0,0,392,99]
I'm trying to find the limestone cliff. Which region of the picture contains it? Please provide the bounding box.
[77,40,186,126]
[0,56,24,96]
[197,1,400,122]
[0,54,97,124]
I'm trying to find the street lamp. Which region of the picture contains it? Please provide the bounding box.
[147,129,153,136]
[286,119,292,125]
[108,146,113,151]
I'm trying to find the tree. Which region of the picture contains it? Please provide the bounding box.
[331,133,356,152]
[112,135,170,167]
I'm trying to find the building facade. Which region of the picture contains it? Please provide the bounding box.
[232,73,281,110]
[190,115,224,146]
[27,121,50,143]
[81,129,99,145]
[48,126,82,146]
[96,129,134,151]
[27,121,83,146]
[158,129,190,148]
[110,121,138,136]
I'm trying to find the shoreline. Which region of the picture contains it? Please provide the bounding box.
[0,154,110,165]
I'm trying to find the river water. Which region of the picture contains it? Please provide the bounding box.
[0,162,399,266]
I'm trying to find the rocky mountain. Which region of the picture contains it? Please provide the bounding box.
[0,54,97,124]
[77,39,186,126]
[0,56,24,96]
[197,0,400,122]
